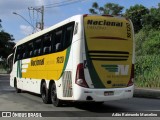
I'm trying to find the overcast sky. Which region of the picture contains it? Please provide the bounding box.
[0,0,159,42]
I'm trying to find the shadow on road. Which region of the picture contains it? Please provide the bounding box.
[17,91,128,112]
[74,102,129,112]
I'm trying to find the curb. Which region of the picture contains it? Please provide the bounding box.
[134,88,160,99]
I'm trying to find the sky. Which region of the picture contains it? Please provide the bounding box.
[0,0,160,42]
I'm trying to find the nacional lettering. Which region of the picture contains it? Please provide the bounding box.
[87,20,123,27]
[31,58,44,66]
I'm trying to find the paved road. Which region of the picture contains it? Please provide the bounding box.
[0,74,160,119]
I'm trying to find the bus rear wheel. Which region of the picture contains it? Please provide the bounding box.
[51,83,62,107]
[41,82,51,104]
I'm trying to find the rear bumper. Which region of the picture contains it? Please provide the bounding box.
[73,85,134,102]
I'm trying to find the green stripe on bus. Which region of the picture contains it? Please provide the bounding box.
[84,34,105,88]
[17,60,22,78]
[59,47,71,79]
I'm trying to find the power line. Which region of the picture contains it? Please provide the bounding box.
[44,0,78,7]
[34,0,87,8]
[45,0,87,8]
[28,8,34,28]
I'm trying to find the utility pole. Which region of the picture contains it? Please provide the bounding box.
[41,6,44,30]
[28,5,44,30]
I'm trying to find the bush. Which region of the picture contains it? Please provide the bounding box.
[135,55,160,88]
[135,29,160,88]
[142,30,160,55]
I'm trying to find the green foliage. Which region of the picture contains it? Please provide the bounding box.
[104,3,124,15]
[89,2,124,15]
[135,29,160,88]
[135,29,160,56]
[89,2,104,14]
[142,6,160,30]
[0,19,2,31]
[135,55,160,88]
[125,4,149,33]
[142,30,160,55]
[0,20,15,59]
[134,29,147,56]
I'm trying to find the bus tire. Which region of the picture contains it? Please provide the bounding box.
[41,82,51,104]
[51,83,63,107]
[14,78,21,93]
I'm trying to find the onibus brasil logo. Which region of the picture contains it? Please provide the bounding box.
[101,65,129,75]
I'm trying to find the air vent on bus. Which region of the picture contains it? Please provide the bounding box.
[88,50,129,61]
[62,71,73,97]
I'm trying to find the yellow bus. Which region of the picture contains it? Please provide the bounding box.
[9,14,135,107]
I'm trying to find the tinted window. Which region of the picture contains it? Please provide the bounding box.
[34,38,42,56]
[43,34,52,54]
[55,29,63,52]
[28,42,34,57]
[63,22,74,49]
[15,46,22,61]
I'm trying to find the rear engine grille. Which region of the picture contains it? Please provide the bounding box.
[89,50,129,61]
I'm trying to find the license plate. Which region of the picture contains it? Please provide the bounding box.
[104,91,114,96]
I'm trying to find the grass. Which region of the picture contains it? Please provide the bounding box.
[135,55,160,88]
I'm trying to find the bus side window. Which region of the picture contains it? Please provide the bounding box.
[43,34,52,54]
[15,46,22,62]
[55,29,63,52]
[21,45,27,59]
[34,38,42,56]
[28,42,34,58]
[63,22,75,49]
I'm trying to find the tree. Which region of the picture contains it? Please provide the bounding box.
[89,2,124,15]
[125,4,149,33]
[103,3,124,15]
[0,20,15,59]
[89,2,104,14]
[0,19,2,31]
[142,3,160,30]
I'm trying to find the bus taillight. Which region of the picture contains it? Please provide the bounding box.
[75,63,89,88]
[83,14,88,17]
[127,64,134,87]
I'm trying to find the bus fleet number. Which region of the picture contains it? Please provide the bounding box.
[57,56,64,63]
[126,23,131,38]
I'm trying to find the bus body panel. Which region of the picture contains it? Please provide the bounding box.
[73,84,134,101]
[83,15,134,89]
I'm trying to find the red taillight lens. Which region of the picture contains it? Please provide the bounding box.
[127,64,134,87]
[83,14,88,17]
[75,63,89,88]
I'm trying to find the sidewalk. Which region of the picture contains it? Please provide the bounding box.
[134,88,160,99]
